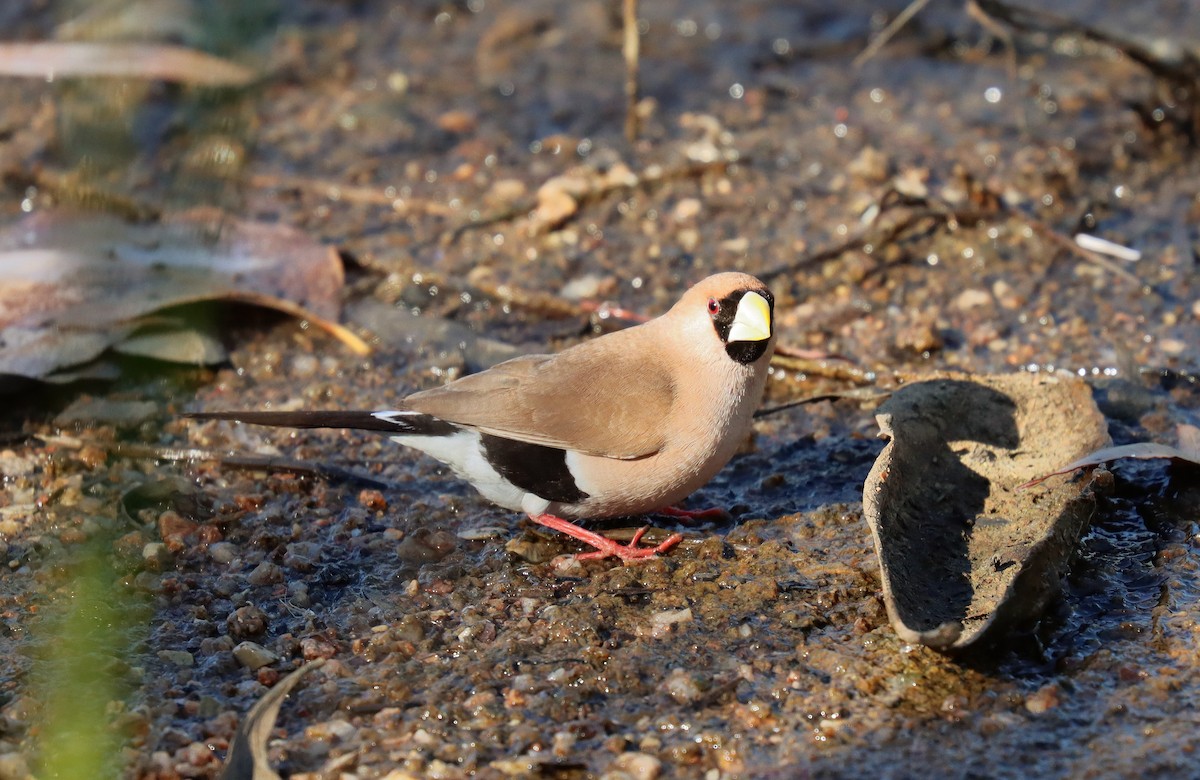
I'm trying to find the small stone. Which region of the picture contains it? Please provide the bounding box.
[609,751,662,780]
[487,178,527,205]
[643,608,693,639]
[58,527,87,545]
[132,571,161,593]
[894,318,943,355]
[358,489,388,512]
[892,167,929,198]
[0,752,33,780]
[531,186,577,232]
[208,542,238,564]
[664,668,702,704]
[113,531,147,561]
[247,560,283,586]
[283,541,322,572]
[300,636,338,660]
[232,641,278,670]
[847,146,890,182]
[954,288,993,310]
[671,198,702,222]
[157,510,197,554]
[719,236,749,254]
[1024,683,1060,714]
[0,451,36,477]
[437,109,477,134]
[158,650,195,668]
[142,542,171,567]
[287,582,311,608]
[291,354,319,378]
[227,605,268,638]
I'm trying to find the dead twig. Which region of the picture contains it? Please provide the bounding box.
[623,0,641,144]
[755,387,893,418]
[768,354,881,386]
[852,0,933,68]
[762,181,1141,285]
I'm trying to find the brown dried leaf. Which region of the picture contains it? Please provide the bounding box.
[1021,423,1200,487]
[220,660,325,780]
[0,208,366,380]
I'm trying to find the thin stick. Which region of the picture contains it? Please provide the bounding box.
[623,0,640,143]
[853,0,932,68]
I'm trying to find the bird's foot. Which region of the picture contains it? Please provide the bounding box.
[657,505,733,524]
[531,514,683,562]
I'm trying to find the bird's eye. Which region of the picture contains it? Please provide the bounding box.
[707,298,719,315]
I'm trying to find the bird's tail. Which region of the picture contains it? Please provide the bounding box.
[185,410,458,436]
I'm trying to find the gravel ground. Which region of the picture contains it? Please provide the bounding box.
[2,1,1199,778]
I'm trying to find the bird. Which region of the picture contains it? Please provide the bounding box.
[188,272,775,562]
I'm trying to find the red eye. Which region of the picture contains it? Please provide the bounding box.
[707,298,719,315]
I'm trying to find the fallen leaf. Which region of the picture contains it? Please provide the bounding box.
[220,660,326,780]
[1021,423,1200,488]
[0,208,368,381]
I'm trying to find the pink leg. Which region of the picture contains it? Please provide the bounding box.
[531,514,683,562]
[657,505,733,524]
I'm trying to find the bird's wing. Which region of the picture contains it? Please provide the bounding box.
[404,346,675,459]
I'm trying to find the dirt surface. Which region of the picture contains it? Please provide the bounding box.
[2,1,1200,778]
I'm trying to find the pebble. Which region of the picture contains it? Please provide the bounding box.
[487,178,527,204]
[671,198,702,222]
[953,288,993,310]
[644,608,693,639]
[232,641,279,670]
[300,636,338,660]
[531,186,578,232]
[0,451,36,477]
[142,542,171,567]
[291,354,319,378]
[607,751,663,780]
[664,668,702,704]
[1024,683,1061,714]
[437,109,477,134]
[157,510,197,553]
[247,560,283,585]
[158,650,195,668]
[208,541,238,564]
[227,605,268,638]
[358,489,388,511]
[847,146,890,182]
[0,752,32,780]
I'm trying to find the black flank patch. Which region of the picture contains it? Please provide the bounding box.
[480,434,589,504]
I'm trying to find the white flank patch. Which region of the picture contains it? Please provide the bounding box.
[391,430,528,513]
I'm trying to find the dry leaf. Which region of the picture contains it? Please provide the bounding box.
[220,660,326,780]
[0,208,367,380]
[1022,423,1200,487]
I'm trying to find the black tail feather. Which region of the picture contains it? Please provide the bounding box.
[185,410,458,436]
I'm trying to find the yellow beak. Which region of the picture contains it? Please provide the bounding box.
[727,290,772,343]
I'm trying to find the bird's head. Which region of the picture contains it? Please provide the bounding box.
[679,272,775,366]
